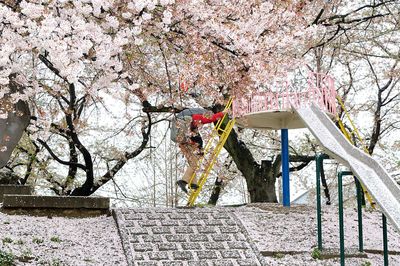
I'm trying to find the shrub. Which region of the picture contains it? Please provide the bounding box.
[50,236,61,243]
[1,238,12,245]
[0,250,15,266]
[273,252,285,259]
[311,248,322,260]
[32,238,44,244]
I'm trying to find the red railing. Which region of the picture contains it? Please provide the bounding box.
[233,72,337,117]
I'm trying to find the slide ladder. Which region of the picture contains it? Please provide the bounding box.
[187,99,235,206]
[336,96,376,208]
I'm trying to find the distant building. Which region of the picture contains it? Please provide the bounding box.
[291,178,361,208]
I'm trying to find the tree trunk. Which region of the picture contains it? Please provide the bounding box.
[223,128,278,203]
[208,177,223,205]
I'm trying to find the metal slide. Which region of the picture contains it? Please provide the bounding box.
[294,104,400,232]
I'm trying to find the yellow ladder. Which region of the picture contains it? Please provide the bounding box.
[186,98,235,206]
[336,96,376,208]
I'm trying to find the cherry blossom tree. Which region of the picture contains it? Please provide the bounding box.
[0,0,176,195]
[1,0,337,198]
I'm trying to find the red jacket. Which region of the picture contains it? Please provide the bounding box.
[191,112,224,127]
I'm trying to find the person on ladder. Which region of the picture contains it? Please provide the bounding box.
[171,108,224,193]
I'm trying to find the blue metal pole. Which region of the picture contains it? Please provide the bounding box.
[281,128,290,207]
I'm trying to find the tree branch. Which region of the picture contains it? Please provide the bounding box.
[37,139,86,170]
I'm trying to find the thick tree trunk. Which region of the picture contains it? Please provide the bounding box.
[223,128,278,203]
[248,160,278,202]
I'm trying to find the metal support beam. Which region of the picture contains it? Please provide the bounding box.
[338,171,353,266]
[355,178,364,252]
[383,214,389,266]
[281,129,290,207]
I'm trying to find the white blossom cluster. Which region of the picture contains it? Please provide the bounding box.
[0,0,174,102]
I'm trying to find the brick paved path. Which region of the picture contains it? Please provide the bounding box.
[113,208,265,266]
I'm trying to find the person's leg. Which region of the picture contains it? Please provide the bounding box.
[182,165,195,184]
[189,135,203,155]
[177,143,200,193]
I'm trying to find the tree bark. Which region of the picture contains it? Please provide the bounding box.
[223,128,278,203]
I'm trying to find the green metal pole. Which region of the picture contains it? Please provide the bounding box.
[338,171,352,266]
[338,171,345,266]
[316,154,322,250]
[383,214,389,266]
[355,178,364,252]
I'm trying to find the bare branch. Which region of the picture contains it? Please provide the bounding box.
[37,139,86,170]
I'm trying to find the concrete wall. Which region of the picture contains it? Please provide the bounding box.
[2,195,110,209]
[0,185,32,202]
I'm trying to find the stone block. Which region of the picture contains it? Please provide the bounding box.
[137,262,158,266]
[128,228,148,235]
[189,213,210,220]
[162,262,184,266]
[169,213,187,219]
[227,241,249,250]
[238,259,259,266]
[134,253,144,261]
[206,219,224,226]
[197,226,216,234]
[203,242,221,250]
[219,226,239,233]
[187,261,208,266]
[147,213,166,220]
[212,234,232,242]
[2,194,109,209]
[161,220,180,226]
[139,220,158,227]
[190,235,208,242]
[0,185,32,202]
[165,234,187,242]
[148,251,169,260]
[129,235,140,243]
[172,251,193,260]
[213,260,235,266]
[220,250,242,259]
[133,243,153,252]
[211,213,231,219]
[124,213,144,220]
[142,235,163,243]
[181,219,204,226]
[152,226,171,234]
[181,242,202,250]
[174,226,194,234]
[158,243,178,251]
[196,250,218,260]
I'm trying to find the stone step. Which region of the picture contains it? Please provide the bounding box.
[0,185,32,202]
[2,195,109,209]
[113,208,266,265]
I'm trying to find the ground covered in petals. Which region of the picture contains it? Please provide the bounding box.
[0,211,127,266]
